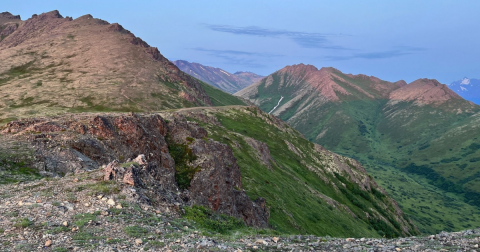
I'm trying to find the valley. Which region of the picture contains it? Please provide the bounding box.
[236,64,480,234]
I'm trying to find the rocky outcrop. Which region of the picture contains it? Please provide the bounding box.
[0,12,21,20]
[162,113,269,227]
[0,112,269,227]
[0,23,19,40]
[244,137,276,169]
[1,10,70,48]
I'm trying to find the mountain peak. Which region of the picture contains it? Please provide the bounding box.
[449,77,480,105]
[461,77,471,85]
[280,63,318,73]
[0,12,21,20]
[0,10,220,121]
[394,80,408,87]
[389,78,465,105]
[173,60,263,93]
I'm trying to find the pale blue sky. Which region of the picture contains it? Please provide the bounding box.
[3,0,479,83]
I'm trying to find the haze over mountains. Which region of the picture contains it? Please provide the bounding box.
[173,60,264,94]
[237,64,480,233]
[449,77,480,105]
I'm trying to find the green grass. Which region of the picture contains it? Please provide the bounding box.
[243,69,480,234]
[69,96,142,113]
[183,205,244,234]
[46,226,70,234]
[123,225,148,238]
[13,218,33,228]
[166,135,200,189]
[14,243,36,251]
[85,181,120,195]
[72,230,105,246]
[73,213,97,228]
[198,81,246,106]
[186,107,415,238]
[0,152,41,185]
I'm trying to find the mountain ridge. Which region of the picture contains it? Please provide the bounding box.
[173,60,263,94]
[0,10,248,123]
[236,63,480,234]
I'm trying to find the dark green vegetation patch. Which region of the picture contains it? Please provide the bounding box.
[183,205,244,234]
[166,135,200,190]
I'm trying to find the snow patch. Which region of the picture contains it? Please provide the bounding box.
[460,86,467,91]
[220,70,230,76]
[461,78,470,85]
[269,96,284,114]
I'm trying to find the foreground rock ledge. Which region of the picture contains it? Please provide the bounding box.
[0,112,269,227]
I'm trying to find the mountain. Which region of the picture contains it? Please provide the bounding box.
[0,10,416,239]
[449,77,480,105]
[0,106,417,238]
[0,10,245,124]
[236,64,480,233]
[173,60,264,93]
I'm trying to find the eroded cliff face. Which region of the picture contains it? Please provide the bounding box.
[0,112,269,227]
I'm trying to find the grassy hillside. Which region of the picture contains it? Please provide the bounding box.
[198,81,246,106]
[168,106,418,238]
[237,66,480,234]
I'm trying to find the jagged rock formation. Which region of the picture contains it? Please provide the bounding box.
[0,112,268,227]
[173,60,264,93]
[0,12,22,41]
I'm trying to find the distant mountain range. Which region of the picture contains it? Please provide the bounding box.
[449,78,480,105]
[173,60,263,93]
[236,64,480,234]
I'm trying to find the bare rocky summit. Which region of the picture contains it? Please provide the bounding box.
[0,10,215,124]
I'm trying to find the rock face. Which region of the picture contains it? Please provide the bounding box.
[0,112,269,227]
[174,60,264,94]
[163,113,269,227]
[0,12,21,22]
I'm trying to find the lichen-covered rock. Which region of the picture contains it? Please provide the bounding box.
[1,112,269,227]
[163,113,269,227]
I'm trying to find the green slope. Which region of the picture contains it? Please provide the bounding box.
[198,81,246,106]
[170,106,418,238]
[237,66,480,234]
